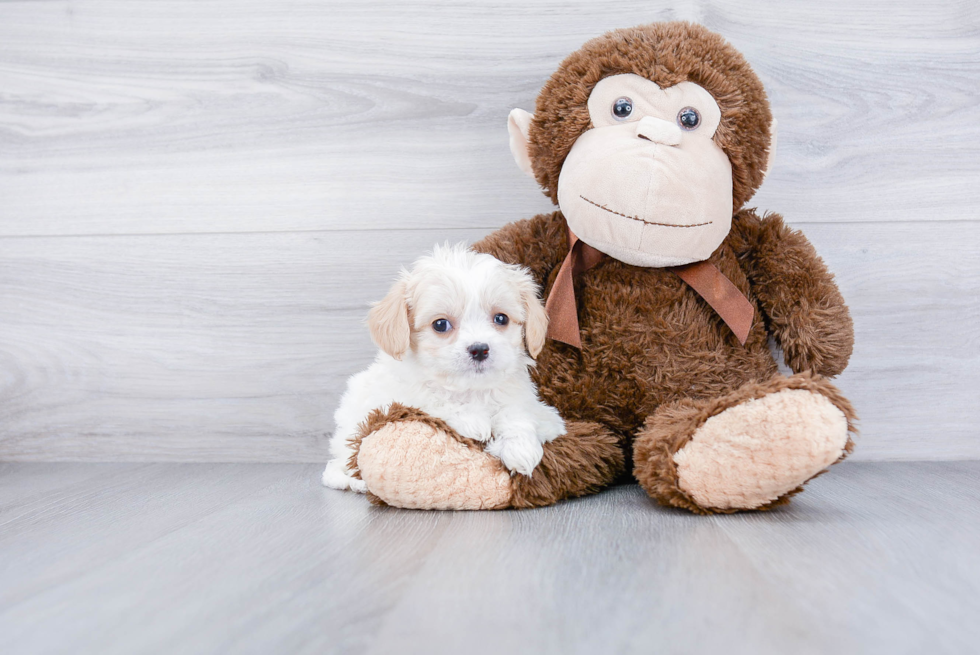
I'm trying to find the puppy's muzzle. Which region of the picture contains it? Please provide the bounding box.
[467,343,490,362]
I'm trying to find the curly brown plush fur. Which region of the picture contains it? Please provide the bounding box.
[474,207,854,423]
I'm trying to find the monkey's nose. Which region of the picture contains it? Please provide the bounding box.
[467,343,490,362]
[635,116,682,146]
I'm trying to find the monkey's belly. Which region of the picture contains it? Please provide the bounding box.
[534,265,778,436]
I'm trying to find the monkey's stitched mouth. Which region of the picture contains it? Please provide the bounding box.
[579,195,713,228]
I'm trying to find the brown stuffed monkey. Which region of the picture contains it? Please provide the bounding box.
[348,22,857,514]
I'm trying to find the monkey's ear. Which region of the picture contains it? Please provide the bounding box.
[508,108,535,178]
[367,279,411,360]
[762,118,778,179]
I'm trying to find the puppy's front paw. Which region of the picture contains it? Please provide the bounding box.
[443,413,492,442]
[485,436,544,477]
[536,406,567,443]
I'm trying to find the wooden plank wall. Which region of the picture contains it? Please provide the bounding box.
[1,1,978,462]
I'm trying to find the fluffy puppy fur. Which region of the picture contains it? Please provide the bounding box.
[322,243,565,492]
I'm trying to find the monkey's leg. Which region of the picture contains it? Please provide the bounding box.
[349,403,624,510]
[632,373,856,514]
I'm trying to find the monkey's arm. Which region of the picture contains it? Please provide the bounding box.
[731,209,854,377]
[471,211,569,289]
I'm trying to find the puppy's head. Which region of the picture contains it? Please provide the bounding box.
[367,243,548,384]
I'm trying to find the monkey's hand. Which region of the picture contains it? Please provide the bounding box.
[732,209,854,377]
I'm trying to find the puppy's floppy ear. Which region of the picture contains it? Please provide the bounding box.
[367,278,411,360]
[515,269,548,358]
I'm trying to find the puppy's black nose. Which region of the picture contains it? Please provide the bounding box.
[467,343,490,362]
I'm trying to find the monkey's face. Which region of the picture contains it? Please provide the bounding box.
[508,24,775,267]
[554,74,733,268]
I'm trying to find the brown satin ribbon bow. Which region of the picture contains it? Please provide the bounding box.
[544,228,755,349]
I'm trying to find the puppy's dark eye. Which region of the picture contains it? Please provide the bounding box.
[612,97,633,120]
[493,313,509,326]
[432,318,452,333]
[678,107,700,130]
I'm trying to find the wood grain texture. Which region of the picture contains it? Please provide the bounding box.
[1,462,978,654]
[1,1,978,462]
[0,228,481,461]
[0,0,978,236]
[0,221,977,462]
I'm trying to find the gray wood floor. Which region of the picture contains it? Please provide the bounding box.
[1,461,978,654]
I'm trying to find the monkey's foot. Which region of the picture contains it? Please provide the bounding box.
[350,403,624,510]
[352,406,512,510]
[633,373,857,514]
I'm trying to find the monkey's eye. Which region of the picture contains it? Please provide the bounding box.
[612,97,633,120]
[432,318,452,333]
[678,107,701,130]
[493,313,509,326]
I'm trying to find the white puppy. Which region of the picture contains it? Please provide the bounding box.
[322,243,566,493]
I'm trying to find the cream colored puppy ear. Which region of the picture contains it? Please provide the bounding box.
[762,118,778,179]
[508,108,535,178]
[515,270,548,358]
[367,278,411,360]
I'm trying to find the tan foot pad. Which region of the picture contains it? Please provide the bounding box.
[357,420,513,510]
[673,389,849,510]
